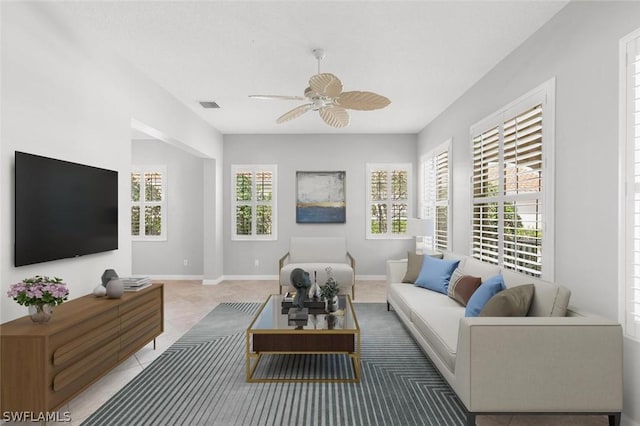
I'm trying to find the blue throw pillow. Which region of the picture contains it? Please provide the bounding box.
[465,274,506,317]
[414,256,460,294]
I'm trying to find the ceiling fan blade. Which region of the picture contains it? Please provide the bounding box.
[336,91,391,111]
[319,106,350,128]
[276,104,313,124]
[249,95,306,101]
[309,73,343,98]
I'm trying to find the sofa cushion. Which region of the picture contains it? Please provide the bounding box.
[389,283,461,372]
[402,252,424,283]
[447,268,482,306]
[479,284,535,317]
[501,269,571,317]
[415,256,460,294]
[465,274,506,317]
[288,237,348,263]
[457,256,501,282]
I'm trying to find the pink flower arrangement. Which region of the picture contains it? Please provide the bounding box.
[7,275,69,307]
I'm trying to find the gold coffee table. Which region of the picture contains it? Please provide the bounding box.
[246,294,361,383]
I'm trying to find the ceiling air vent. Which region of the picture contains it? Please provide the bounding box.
[199,101,220,109]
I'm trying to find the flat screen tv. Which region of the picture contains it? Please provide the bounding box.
[15,151,118,267]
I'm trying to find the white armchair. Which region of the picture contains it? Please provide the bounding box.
[279,237,355,299]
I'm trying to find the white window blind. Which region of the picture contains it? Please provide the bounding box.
[471,80,554,280]
[366,163,412,239]
[621,33,640,340]
[421,142,450,250]
[131,166,167,240]
[231,165,277,240]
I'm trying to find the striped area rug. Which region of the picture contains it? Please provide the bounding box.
[82,303,466,426]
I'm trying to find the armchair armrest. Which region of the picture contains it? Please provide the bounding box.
[455,316,623,413]
[346,251,355,271]
[279,251,290,272]
[278,252,290,294]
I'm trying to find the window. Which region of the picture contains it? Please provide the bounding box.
[620,30,640,340]
[231,165,277,240]
[131,166,167,240]
[366,163,412,239]
[470,79,555,279]
[420,141,450,251]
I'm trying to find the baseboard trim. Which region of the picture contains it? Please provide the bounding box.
[221,275,279,281]
[146,274,205,281]
[150,274,386,284]
[202,277,224,285]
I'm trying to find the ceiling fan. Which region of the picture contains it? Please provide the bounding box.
[249,49,391,128]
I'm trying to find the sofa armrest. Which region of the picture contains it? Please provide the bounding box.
[386,259,407,286]
[455,316,623,413]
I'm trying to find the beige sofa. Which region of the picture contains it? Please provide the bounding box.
[386,252,623,426]
[279,237,355,298]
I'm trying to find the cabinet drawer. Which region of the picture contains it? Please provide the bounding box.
[52,317,120,366]
[119,287,161,317]
[49,307,119,350]
[120,312,162,358]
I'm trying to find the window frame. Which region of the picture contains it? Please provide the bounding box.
[365,163,413,240]
[131,165,167,241]
[231,164,277,241]
[619,28,640,342]
[469,78,555,280]
[419,139,451,251]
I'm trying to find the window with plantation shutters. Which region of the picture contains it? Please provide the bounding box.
[420,141,450,251]
[366,163,412,239]
[471,79,555,280]
[131,166,167,240]
[232,165,277,240]
[621,30,640,340]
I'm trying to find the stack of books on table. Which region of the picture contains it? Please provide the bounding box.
[121,276,152,292]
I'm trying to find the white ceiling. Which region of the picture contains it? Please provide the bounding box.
[47,1,568,135]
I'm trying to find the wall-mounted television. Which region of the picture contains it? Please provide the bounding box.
[14,151,118,267]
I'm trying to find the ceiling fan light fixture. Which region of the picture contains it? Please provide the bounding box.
[248,48,390,128]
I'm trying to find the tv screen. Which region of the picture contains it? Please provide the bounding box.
[15,151,118,267]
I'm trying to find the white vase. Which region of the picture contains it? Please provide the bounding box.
[326,295,339,312]
[106,278,124,299]
[93,284,107,297]
[309,280,321,300]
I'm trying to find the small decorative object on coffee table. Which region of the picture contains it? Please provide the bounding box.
[6,275,69,323]
[290,268,311,308]
[321,267,340,312]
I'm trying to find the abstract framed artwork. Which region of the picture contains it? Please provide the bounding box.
[296,171,346,223]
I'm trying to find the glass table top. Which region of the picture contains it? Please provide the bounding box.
[248,294,358,332]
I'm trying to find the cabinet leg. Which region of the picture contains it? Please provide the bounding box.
[153,338,156,350]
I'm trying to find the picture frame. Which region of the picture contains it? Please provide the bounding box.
[296,171,346,223]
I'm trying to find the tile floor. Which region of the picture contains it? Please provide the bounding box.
[41,280,606,426]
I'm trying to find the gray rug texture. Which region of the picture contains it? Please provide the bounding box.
[82,302,466,426]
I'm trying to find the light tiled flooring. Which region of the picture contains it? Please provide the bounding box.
[51,280,606,426]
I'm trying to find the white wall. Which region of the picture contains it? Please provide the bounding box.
[131,139,204,277]
[417,2,640,424]
[0,2,223,322]
[223,134,417,278]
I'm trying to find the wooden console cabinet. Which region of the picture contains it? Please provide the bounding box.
[0,283,163,413]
